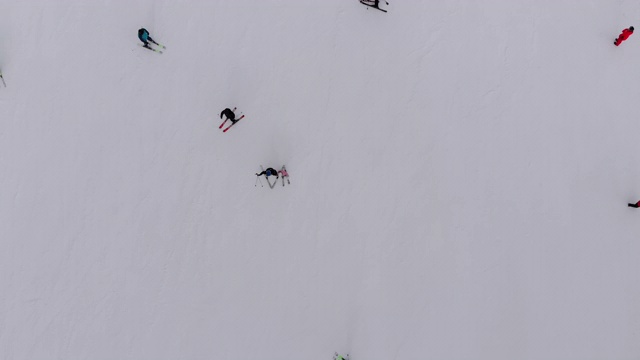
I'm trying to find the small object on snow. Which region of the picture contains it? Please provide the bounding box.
[140,44,163,54]
[0,71,6,87]
[628,200,640,208]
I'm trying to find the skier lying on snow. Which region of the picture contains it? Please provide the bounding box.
[138,28,160,48]
[256,168,279,179]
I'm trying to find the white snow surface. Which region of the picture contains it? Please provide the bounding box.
[2,1,640,359]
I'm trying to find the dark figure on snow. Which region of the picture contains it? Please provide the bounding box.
[220,107,241,124]
[138,28,159,48]
[360,0,388,12]
[256,168,279,179]
[218,107,244,131]
[628,200,640,208]
[614,26,634,46]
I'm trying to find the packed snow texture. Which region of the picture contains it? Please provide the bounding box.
[1,1,640,359]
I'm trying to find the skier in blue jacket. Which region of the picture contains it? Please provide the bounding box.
[138,28,160,49]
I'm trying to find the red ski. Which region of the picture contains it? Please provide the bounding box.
[223,115,244,132]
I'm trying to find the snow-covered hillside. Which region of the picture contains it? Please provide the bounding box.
[1,1,640,359]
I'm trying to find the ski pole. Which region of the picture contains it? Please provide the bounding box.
[255,175,263,187]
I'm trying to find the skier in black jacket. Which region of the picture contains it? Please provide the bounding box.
[220,107,239,123]
[256,168,279,179]
[219,107,245,129]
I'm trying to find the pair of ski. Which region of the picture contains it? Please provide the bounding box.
[141,40,166,54]
[256,165,290,189]
[219,114,245,132]
[360,0,387,12]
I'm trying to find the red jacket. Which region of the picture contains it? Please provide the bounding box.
[619,28,633,41]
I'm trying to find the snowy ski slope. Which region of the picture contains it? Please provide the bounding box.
[1,1,640,359]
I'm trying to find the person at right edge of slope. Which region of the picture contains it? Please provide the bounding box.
[628,200,640,208]
[614,26,634,46]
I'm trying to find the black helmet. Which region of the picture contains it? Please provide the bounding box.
[630,26,635,31]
